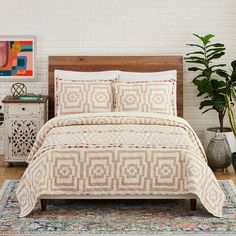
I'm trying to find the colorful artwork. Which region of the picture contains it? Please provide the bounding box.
[0,36,36,80]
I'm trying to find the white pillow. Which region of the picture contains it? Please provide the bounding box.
[118,70,177,82]
[55,70,119,81]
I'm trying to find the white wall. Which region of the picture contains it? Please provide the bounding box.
[0,0,236,153]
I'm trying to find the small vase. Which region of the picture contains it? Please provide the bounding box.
[206,131,231,171]
[232,152,236,173]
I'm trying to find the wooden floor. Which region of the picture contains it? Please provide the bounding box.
[0,155,26,188]
[214,166,236,185]
[0,155,235,188]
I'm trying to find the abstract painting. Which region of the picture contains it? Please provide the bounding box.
[0,36,36,81]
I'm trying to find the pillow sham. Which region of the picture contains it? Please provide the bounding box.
[114,80,176,115]
[56,79,114,116]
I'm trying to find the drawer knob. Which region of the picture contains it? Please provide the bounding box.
[22,107,26,111]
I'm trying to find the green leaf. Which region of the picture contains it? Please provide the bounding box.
[207,49,226,59]
[186,51,204,56]
[216,69,229,79]
[206,43,225,49]
[193,78,211,96]
[209,64,226,69]
[192,74,205,82]
[212,94,226,111]
[230,60,236,81]
[188,67,203,72]
[210,79,226,89]
[208,52,225,61]
[186,44,205,50]
[202,68,212,79]
[185,60,207,66]
[185,56,205,61]
[196,34,215,46]
[192,33,202,40]
[207,47,225,53]
[202,108,213,114]
[231,72,236,82]
[200,100,213,109]
[231,60,236,72]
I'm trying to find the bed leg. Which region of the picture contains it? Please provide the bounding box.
[190,199,197,211]
[40,199,47,211]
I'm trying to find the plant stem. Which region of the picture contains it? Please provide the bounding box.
[218,110,225,132]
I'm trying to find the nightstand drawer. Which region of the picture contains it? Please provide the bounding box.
[8,103,40,115]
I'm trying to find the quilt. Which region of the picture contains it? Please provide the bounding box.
[16,112,225,217]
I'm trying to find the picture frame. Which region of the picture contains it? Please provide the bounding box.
[0,35,36,81]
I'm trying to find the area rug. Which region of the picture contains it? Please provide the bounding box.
[0,180,235,236]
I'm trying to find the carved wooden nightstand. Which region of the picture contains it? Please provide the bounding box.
[2,96,48,165]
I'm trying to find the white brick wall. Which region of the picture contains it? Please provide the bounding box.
[0,0,236,153]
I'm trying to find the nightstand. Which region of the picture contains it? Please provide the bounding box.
[2,96,48,165]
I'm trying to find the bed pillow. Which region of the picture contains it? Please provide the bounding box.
[56,79,114,116]
[118,70,177,82]
[114,79,176,115]
[55,70,119,116]
[116,70,177,115]
[55,70,119,81]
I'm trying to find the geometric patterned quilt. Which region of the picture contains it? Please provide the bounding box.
[16,112,225,217]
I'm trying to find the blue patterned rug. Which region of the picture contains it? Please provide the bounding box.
[0,180,235,235]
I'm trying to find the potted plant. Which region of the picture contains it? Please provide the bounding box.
[185,34,236,151]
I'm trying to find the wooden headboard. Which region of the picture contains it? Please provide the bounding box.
[48,56,183,119]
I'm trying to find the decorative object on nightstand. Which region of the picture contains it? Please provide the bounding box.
[2,95,48,166]
[11,83,27,97]
[18,93,44,101]
[206,131,231,171]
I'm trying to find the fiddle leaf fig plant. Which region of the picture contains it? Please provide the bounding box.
[185,34,228,132]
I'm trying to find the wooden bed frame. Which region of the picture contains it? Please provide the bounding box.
[42,56,197,212]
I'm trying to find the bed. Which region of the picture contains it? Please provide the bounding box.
[16,56,225,217]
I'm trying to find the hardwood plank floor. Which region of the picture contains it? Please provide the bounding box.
[0,155,26,188]
[214,165,236,185]
[0,155,235,189]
